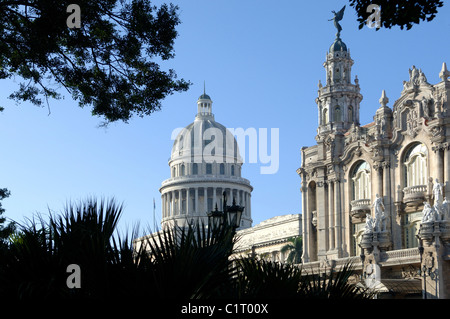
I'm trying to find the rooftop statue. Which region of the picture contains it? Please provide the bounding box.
[329,5,346,38]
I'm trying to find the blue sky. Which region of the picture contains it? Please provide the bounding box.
[1,0,449,235]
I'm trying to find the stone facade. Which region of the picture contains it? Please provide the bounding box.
[297,30,450,298]
[233,214,302,262]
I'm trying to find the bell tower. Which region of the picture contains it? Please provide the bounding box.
[316,31,363,136]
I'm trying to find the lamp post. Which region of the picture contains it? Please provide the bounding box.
[359,245,366,280]
[207,191,244,230]
[417,235,427,299]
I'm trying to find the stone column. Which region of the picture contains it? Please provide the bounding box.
[243,192,247,216]
[178,189,182,215]
[328,181,335,251]
[203,187,208,214]
[382,161,392,231]
[248,192,251,217]
[433,143,446,202]
[167,193,170,217]
[334,179,342,255]
[165,193,169,218]
[163,194,167,218]
[445,145,450,200]
[316,172,328,258]
[301,185,310,263]
[436,147,444,186]
[213,187,217,209]
[376,163,383,198]
[171,191,174,216]
[195,188,199,215]
[237,190,241,206]
[166,192,169,217]
[186,188,190,215]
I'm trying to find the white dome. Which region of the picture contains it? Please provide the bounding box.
[170,117,243,165]
[159,92,253,230]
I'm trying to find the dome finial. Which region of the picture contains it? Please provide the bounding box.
[198,81,211,101]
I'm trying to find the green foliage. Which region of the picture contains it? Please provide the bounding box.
[298,263,374,299]
[234,258,373,299]
[0,188,15,247]
[142,222,238,299]
[234,258,304,298]
[0,0,191,123]
[349,0,443,30]
[0,197,372,300]
[280,236,303,264]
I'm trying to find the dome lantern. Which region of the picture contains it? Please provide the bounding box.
[197,82,213,119]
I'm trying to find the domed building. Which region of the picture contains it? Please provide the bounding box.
[159,91,253,230]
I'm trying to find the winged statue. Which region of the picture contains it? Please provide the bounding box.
[329,5,346,38]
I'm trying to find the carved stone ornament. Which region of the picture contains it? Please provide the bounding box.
[403,65,431,91]
[311,210,318,227]
[439,62,450,82]
[430,125,444,138]
[406,109,420,138]
[424,252,435,273]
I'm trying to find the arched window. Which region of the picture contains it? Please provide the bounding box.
[351,161,371,201]
[192,163,198,175]
[334,106,341,122]
[323,109,329,125]
[181,164,185,176]
[348,106,353,122]
[220,163,225,175]
[172,167,176,177]
[404,143,428,187]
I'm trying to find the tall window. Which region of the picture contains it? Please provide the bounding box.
[334,106,341,122]
[181,164,185,176]
[192,163,198,175]
[403,212,422,248]
[206,163,212,174]
[404,143,428,187]
[351,161,371,200]
[220,163,225,175]
[402,143,427,249]
[231,165,235,176]
[323,109,329,124]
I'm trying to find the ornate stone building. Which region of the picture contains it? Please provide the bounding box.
[297,27,450,298]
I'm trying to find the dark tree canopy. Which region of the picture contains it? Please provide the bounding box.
[0,188,14,246]
[0,0,191,123]
[349,0,444,30]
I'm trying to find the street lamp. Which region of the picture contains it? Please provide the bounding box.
[359,245,366,280]
[208,203,224,229]
[207,191,244,229]
[416,235,427,299]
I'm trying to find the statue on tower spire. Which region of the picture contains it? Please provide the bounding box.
[329,5,346,38]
